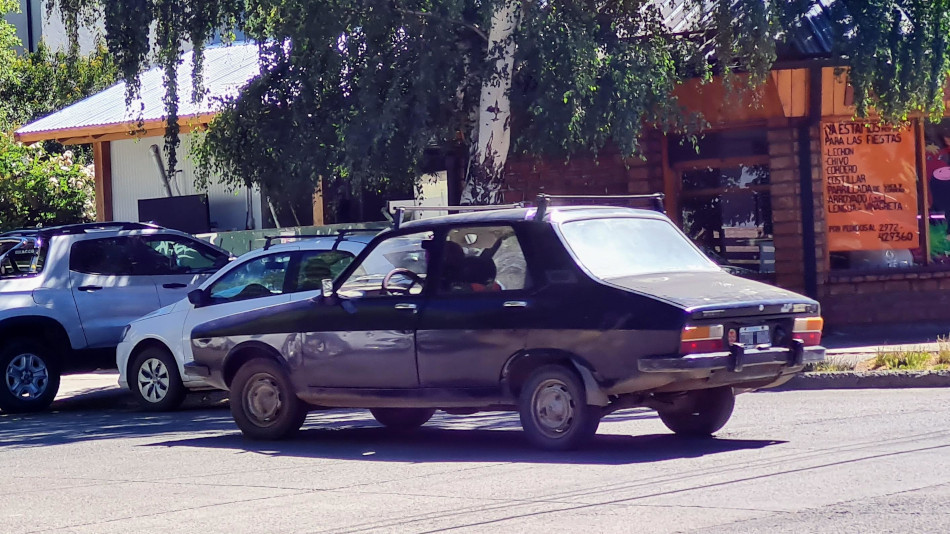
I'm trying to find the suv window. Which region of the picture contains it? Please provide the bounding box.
[136,235,228,275]
[208,253,292,303]
[338,231,433,297]
[70,237,135,275]
[0,239,46,277]
[439,226,530,293]
[295,250,355,292]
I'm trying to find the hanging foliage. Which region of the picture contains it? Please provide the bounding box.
[48,0,950,205]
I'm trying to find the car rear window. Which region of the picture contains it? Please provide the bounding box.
[0,239,46,277]
[559,217,720,279]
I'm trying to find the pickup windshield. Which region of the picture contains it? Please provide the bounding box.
[559,217,720,279]
[0,238,45,277]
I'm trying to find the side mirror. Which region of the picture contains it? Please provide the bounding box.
[321,278,335,298]
[187,288,207,307]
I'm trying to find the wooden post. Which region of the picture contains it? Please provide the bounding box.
[93,141,113,221]
[312,176,325,226]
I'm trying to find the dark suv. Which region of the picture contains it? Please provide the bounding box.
[186,202,825,450]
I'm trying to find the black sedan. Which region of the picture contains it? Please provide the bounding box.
[185,205,824,450]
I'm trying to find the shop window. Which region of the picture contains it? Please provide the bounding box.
[679,165,774,278]
[925,120,950,266]
[824,120,922,271]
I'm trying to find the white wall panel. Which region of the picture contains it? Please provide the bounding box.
[110,134,263,231]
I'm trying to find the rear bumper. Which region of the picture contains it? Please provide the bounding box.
[638,341,825,373]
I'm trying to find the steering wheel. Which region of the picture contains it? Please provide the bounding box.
[382,268,424,295]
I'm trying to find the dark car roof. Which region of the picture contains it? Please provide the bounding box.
[397,206,668,230]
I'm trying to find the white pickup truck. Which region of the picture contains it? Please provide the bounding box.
[0,222,231,413]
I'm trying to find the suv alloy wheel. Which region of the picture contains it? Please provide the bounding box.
[0,339,60,413]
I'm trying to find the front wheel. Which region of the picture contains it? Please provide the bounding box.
[370,408,435,430]
[657,387,735,437]
[0,339,60,413]
[518,365,600,450]
[130,346,186,411]
[230,358,308,440]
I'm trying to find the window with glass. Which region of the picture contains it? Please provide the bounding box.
[295,250,355,292]
[208,253,292,303]
[679,164,774,278]
[70,238,134,275]
[135,235,228,275]
[438,226,530,293]
[337,231,433,297]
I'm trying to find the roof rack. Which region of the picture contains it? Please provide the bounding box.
[262,228,381,250]
[534,193,665,221]
[390,203,522,229]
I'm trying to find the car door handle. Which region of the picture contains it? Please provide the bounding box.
[77,285,102,292]
[162,283,188,289]
[503,300,528,308]
[394,303,418,312]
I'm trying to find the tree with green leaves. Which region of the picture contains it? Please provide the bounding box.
[49,0,950,207]
[0,0,116,230]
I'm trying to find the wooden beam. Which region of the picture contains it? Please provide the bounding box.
[93,142,113,222]
[14,113,217,145]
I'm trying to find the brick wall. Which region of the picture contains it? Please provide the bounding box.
[767,126,825,295]
[502,135,663,203]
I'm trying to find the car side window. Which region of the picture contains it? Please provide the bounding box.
[337,231,433,298]
[294,250,355,292]
[69,237,134,275]
[207,253,292,303]
[135,235,228,275]
[438,226,530,294]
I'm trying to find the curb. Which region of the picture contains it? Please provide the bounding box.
[771,370,950,391]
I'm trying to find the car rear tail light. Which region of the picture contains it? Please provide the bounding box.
[680,324,724,354]
[792,316,824,346]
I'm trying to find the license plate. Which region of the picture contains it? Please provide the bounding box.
[739,325,770,346]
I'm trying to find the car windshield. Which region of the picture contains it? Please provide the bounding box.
[0,238,45,278]
[559,217,720,279]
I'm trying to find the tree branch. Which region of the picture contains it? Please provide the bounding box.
[394,7,489,43]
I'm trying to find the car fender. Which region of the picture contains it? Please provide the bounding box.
[0,295,85,351]
[501,349,610,407]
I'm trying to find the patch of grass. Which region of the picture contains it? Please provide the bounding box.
[936,335,950,365]
[873,348,932,370]
[806,360,856,372]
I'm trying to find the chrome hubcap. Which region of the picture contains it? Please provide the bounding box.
[533,379,575,437]
[244,373,282,426]
[137,358,170,403]
[5,353,49,399]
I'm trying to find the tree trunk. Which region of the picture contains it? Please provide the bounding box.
[460,0,522,205]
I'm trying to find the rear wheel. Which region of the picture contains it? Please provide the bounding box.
[130,346,186,411]
[370,408,435,430]
[0,339,60,413]
[230,358,308,440]
[518,365,600,450]
[657,387,735,437]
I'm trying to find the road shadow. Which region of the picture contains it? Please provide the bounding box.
[146,410,784,465]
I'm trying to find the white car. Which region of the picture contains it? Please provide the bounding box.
[116,232,374,410]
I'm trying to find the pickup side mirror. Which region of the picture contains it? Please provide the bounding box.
[187,288,207,307]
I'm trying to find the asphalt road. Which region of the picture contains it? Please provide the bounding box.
[2,388,950,533]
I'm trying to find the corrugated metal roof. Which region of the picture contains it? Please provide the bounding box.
[783,0,839,59]
[16,42,261,136]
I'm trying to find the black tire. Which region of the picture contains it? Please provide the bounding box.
[0,339,61,413]
[518,365,600,451]
[129,346,186,411]
[229,358,308,440]
[657,387,735,437]
[370,408,436,430]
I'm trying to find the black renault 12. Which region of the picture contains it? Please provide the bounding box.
[185,196,825,450]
